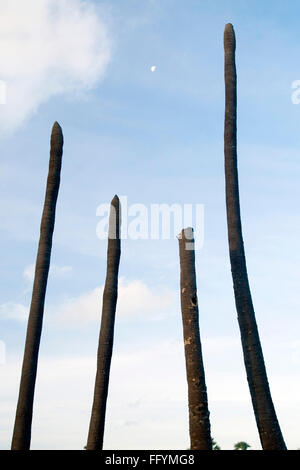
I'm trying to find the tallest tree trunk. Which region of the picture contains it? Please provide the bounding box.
[11,122,63,450]
[224,23,286,450]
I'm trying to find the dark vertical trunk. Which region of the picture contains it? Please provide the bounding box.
[11,122,63,450]
[178,227,212,450]
[86,195,121,450]
[224,23,286,450]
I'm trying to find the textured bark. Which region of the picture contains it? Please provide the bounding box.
[86,195,121,450]
[178,228,212,450]
[11,122,63,450]
[224,23,286,450]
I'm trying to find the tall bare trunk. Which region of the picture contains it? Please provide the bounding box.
[178,227,212,450]
[11,122,63,450]
[224,23,286,450]
[86,195,121,450]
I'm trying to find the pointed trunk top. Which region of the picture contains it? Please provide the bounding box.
[51,121,64,150]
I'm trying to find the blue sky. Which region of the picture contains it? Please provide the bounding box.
[1,0,300,450]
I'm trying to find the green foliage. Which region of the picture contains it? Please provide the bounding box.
[212,438,221,450]
[234,441,251,450]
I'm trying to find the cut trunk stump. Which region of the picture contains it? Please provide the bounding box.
[178,227,212,450]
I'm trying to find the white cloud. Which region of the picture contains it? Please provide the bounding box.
[51,265,72,276]
[23,263,72,284]
[0,0,111,132]
[56,285,101,324]
[23,264,35,284]
[0,302,29,321]
[118,278,177,318]
[0,264,73,322]
[1,277,176,324]
[56,277,178,324]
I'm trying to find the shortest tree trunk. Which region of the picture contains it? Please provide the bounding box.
[86,195,121,450]
[178,227,212,450]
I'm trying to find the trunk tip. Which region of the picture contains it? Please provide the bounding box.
[224,23,236,50]
[51,121,64,147]
[177,226,194,240]
[111,194,120,206]
[52,121,62,134]
[225,23,234,32]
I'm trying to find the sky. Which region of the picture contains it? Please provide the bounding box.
[0,0,300,450]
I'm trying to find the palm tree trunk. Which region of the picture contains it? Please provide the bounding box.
[11,122,64,450]
[224,23,286,450]
[178,227,212,450]
[86,195,121,450]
